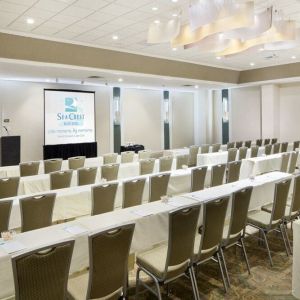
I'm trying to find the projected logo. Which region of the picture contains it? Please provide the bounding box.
[65,97,78,112]
[57,97,85,126]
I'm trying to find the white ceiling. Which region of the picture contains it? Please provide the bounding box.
[1,0,300,71]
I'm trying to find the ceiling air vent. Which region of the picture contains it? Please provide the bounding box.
[87,75,104,79]
[264,53,278,60]
[182,84,194,87]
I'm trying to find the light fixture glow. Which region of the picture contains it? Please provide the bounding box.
[152,7,158,11]
[112,35,119,40]
[195,85,199,89]
[250,62,255,66]
[154,20,160,24]
[216,56,222,60]
[26,18,35,24]
[292,55,297,59]
[118,78,123,82]
[172,47,177,51]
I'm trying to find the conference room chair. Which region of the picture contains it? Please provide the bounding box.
[200,144,210,154]
[238,146,247,160]
[247,179,291,266]
[91,182,118,215]
[68,223,135,300]
[264,138,270,145]
[227,161,242,183]
[188,145,200,167]
[150,151,164,160]
[211,164,226,187]
[50,170,73,190]
[235,141,243,149]
[19,161,40,177]
[176,154,189,169]
[273,143,280,154]
[123,178,146,208]
[193,196,230,292]
[159,156,173,172]
[20,193,56,232]
[12,240,74,300]
[211,143,221,153]
[149,173,171,202]
[293,141,300,151]
[288,151,299,174]
[191,166,208,192]
[256,139,263,147]
[271,138,278,145]
[138,150,151,160]
[227,142,235,150]
[43,158,62,174]
[103,153,118,165]
[280,153,290,173]
[77,167,97,186]
[0,199,13,233]
[101,163,119,181]
[227,148,237,163]
[244,140,252,148]
[121,151,135,163]
[261,174,300,255]
[250,145,259,158]
[68,156,85,170]
[140,158,155,175]
[265,144,272,155]
[281,142,288,153]
[136,205,201,300]
[0,176,20,199]
[222,187,253,281]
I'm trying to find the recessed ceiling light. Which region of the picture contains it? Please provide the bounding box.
[112,35,119,40]
[195,85,199,89]
[172,13,178,17]
[26,18,35,24]
[259,47,264,51]
[291,55,297,59]
[172,47,177,51]
[118,78,123,82]
[216,56,222,60]
[250,62,255,66]
[152,7,158,11]
[154,20,160,24]
[172,0,178,2]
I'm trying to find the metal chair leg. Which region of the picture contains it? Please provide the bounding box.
[261,229,273,267]
[241,238,251,274]
[189,266,201,300]
[217,252,228,293]
[283,223,293,255]
[279,224,290,257]
[135,268,141,300]
[219,247,231,288]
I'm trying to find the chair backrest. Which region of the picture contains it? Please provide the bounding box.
[270,179,291,225]
[86,224,135,299]
[224,187,253,246]
[211,164,226,187]
[244,140,252,148]
[211,143,221,153]
[50,170,73,190]
[280,153,290,173]
[0,199,13,232]
[290,174,300,215]
[138,150,151,160]
[101,164,119,181]
[227,160,242,183]
[159,156,173,172]
[273,143,280,154]
[68,156,85,170]
[176,154,189,169]
[165,205,200,278]
[191,166,207,192]
[120,151,135,163]
[0,177,20,199]
[149,173,171,202]
[140,158,155,175]
[12,240,74,300]
[264,144,272,155]
[195,197,229,259]
[150,151,164,160]
[92,183,118,215]
[78,167,97,186]
[235,141,243,149]
[293,141,300,151]
[188,146,199,167]
[238,147,247,160]
[200,144,210,154]
[227,142,235,150]
[123,178,146,208]
[271,138,278,144]
[227,148,237,163]
[103,153,118,165]
[281,142,288,153]
[43,159,62,174]
[20,193,56,232]
[288,151,299,174]
[19,161,40,177]
[264,138,270,145]
[256,139,262,146]
[250,145,259,158]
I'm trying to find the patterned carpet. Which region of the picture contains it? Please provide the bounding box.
[128,229,296,300]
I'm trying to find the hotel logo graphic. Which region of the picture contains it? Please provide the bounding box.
[65,97,78,112]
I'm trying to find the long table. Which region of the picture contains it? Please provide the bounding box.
[0,171,292,299]
[293,220,300,299]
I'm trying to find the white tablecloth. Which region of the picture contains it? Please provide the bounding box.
[293,220,300,299]
[163,148,190,157]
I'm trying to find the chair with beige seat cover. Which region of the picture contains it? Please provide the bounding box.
[159,156,173,172]
[0,176,20,199]
[50,170,73,190]
[191,166,207,192]
[256,139,263,147]
[227,160,242,183]
[149,173,171,202]
[244,140,252,148]
[227,142,235,150]
[103,153,118,165]
[264,138,270,145]
[238,147,247,160]
[293,141,300,151]
[0,200,13,233]
[68,156,85,170]
[264,144,272,155]
[227,148,237,163]
[44,158,62,174]
[68,224,135,300]
[271,138,278,145]
[20,161,40,177]
[138,150,151,160]
[101,164,119,181]
[288,151,299,174]
[281,142,288,153]
[211,164,226,187]
[189,146,200,167]
[136,205,201,300]
[200,144,210,154]
[273,143,280,154]
[121,151,135,163]
[150,151,164,160]
[235,141,243,149]
[140,158,155,175]
[250,145,259,158]
[211,143,221,153]
[77,167,97,186]
[123,178,146,208]
[280,153,290,173]
[176,154,189,170]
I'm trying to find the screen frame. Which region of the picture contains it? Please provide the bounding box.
[44,88,96,146]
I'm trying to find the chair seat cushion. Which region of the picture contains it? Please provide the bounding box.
[261,203,298,220]
[247,210,275,229]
